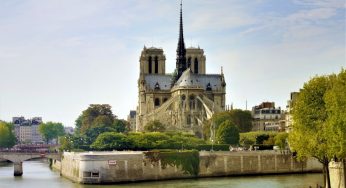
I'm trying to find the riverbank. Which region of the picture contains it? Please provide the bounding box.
[52,151,322,184]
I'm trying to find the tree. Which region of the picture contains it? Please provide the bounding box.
[289,70,346,188]
[39,122,65,144]
[144,120,166,132]
[274,132,288,151]
[228,109,253,132]
[203,109,253,140]
[113,119,130,133]
[216,120,239,145]
[324,69,346,160]
[0,121,16,148]
[76,104,116,135]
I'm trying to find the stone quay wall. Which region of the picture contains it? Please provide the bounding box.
[52,151,322,184]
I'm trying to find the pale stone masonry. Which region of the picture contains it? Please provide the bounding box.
[52,151,322,184]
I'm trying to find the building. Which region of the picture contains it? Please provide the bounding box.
[251,102,284,131]
[13,116,44,144]
[136,3,226,135]
[64,126,74,135]
[285,92,299,132]
[127,110,136,131]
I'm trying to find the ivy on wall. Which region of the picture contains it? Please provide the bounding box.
[144,150,200,176]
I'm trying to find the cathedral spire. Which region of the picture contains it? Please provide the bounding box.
[176,0,187,80]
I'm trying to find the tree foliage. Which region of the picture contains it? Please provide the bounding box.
[0,121,16,148]
[216,120,240,145]
[75,104,115,135]
[144,120,166,132]
[39,122,65,144]
[289,69,346,188]
[203,109,252,140]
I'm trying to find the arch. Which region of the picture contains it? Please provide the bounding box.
[148,56,152,74]
[187,57,191,68]
[154,56,159,74]
[189,95,196,110]
[154,98,160,107]
[194,58,199,73]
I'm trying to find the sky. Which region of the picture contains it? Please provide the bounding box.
[0,0,345,127]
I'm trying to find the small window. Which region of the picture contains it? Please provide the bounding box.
[91,172,99,178]
[154,98,160,106]
[163,98,168,103]
[83,171,91,178]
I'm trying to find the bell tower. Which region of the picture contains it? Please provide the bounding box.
[139,46,166,75]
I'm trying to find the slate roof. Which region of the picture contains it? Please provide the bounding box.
[144,74,173,90]
[174,68,223,90]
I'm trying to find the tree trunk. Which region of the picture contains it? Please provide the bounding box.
[323,162,331,188]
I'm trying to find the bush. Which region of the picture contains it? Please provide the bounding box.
[91,132,132,150]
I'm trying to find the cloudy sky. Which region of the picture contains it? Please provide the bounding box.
[0,0,345,127]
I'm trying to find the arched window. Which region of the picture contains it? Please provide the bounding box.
[194,58,199,73]
[163,98,168,103]
[154,56,159,74]
[187,115,191,125]
[189,95,196,110]
[187,57,191,68]
[148,56,152,74]
[154,98,160,107]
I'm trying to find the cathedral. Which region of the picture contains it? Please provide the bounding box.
[136,3,226,136]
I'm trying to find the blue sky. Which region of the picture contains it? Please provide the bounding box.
[0,0,345,127]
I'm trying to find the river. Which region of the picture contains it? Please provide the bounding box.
[0,160,323,188]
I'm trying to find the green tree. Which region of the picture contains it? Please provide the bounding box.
[0,121,16,148]
[288,70,346,188]
[274,132,288,151]
[144,120,166,132]
[113,119,130,133]
[203,109,253,140]
[76,104,115,135]
[228,109,253,132]
[324,69,346,160]
[216,120,239,145]
[59,136,72,152]
[39,122,65,144]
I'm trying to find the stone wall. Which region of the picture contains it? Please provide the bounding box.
[56,151,322,184]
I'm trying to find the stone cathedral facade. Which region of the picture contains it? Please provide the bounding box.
[136,4,226,135]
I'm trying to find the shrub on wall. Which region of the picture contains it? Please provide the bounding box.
[144,150,200,176]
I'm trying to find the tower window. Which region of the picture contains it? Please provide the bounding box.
[154,56,159,74]
[154,98,160,107]
[194,58,199,74]
[148,56,152,74]
[187,57,191,68]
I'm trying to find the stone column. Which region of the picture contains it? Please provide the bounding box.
[14,162,23,176]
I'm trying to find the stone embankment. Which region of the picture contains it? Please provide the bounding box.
[52,151,322,184]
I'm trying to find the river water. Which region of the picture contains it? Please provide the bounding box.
[0,160,323,188]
